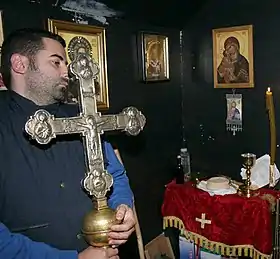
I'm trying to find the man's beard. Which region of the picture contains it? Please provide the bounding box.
[25,70,67,105]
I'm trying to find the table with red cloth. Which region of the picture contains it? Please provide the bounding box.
[162,181,280,259]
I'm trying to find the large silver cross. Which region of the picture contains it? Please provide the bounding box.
[25,53,146,199]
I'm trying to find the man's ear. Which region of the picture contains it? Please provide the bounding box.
[10,54,29,74]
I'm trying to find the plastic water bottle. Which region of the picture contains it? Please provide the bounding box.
[180,148,191,182]
[175,155,184,184]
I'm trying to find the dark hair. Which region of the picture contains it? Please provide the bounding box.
[0,28,66,88]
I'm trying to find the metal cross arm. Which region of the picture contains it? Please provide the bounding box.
[96,108,146,136]
[25,106,146,145]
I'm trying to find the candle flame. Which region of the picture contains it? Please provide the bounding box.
[268,87,271,92]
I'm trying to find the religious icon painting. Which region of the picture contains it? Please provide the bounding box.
[0,10,3,64]
[226,93,242,135]
[48,19,109,110]
[138,32,170,82]
[0,10,7,91]
[212,25,254,89]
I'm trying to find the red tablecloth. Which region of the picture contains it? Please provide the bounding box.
[162,181,280,259]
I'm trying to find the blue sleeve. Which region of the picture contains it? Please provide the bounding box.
[0,223,78,259]
[104,141,134,209]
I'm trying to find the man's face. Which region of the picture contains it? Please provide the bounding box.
[25,37,68,104]
[226,45,239,63]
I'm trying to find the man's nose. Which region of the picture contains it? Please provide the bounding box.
[62,73,69,81]
[61,65,69,80]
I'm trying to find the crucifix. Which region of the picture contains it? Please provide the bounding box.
[24,53,146,247]
[195,213,211,229]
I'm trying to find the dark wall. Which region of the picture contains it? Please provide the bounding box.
[183,0,280,179]
[0,1,182,255]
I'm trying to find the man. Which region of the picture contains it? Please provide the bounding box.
[0,28,135,259]
[217,36,249,84]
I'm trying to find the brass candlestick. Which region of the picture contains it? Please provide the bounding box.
[238,153,256,197]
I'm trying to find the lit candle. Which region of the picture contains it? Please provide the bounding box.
[266,87,276,186]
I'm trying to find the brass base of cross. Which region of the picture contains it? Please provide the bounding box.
[81,197,121,247]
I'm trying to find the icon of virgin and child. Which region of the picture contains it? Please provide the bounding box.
[217,36,249,84]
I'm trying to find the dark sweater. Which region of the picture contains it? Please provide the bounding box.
[0,90,133,259]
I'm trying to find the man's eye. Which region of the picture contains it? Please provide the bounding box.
[53,60,60,66]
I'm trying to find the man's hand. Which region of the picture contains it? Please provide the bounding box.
[78,246,119,259]
[108,204,135,246]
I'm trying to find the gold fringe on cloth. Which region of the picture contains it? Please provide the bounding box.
[163,216,272,259]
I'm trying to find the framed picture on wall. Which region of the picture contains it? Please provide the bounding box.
[0,10,7,91]
[212,25,254,89]
[48,19,109,110]
[139,32,170,82]
[0,10,3,65]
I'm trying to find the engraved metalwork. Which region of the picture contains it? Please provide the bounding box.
[25,110,55,145]
[25,53,146,247]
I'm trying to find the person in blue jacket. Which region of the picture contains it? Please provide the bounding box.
[0,28,136,259]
